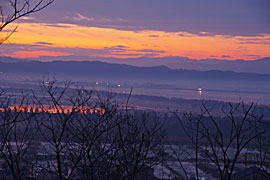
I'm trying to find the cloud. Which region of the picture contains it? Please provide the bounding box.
[109,53,144,57]
[41,23,73,28]
[19,0,270,36]
[113,45,129,48]
[198,32,216,37]
[237,36,270,45]
[149,35,159,38]
[103,45,129,53]
[178,32,195,37]
[0,30,18,33]
[74,14,95,21]
[240,41,270,45]
[236,37,268,41]
[103,45,165,54]
[35,42,54,46]
[11,51,70,58]
[221,55,233,58]
[21,17,34,20]
[0,43,166,58]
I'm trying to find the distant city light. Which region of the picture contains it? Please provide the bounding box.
[96,82,99,85]
[198,88,202,96]
[117,84,121,87]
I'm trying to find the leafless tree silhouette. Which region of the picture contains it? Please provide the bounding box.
[0,92,37,179]
[0,0,54,44]
[1,80,270,180]
[30,79,165,180]
[169,102,269,180]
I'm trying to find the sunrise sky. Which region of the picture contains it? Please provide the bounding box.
[0,0,270,62]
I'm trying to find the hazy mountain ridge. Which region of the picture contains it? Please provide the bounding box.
[24,55,270,74]
[0,58,270,81]
[1,56,270,74]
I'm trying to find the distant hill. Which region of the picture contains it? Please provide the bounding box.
[0,56,28,63]
[96,56,270,74]
[0,59,269,81]
[28,55,270,74]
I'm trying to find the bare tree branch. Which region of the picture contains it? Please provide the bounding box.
[0,0,54,44]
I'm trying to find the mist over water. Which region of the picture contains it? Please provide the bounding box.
[0,58,269,105]
[104,79,270,105]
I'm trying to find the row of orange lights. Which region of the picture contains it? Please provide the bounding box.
[0,105,105,115]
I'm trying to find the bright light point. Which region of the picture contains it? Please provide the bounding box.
[117,84,121,87]
[96,82,99,85]
[198,88,202,96]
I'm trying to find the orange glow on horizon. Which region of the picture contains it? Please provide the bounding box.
[1,22,270,60]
